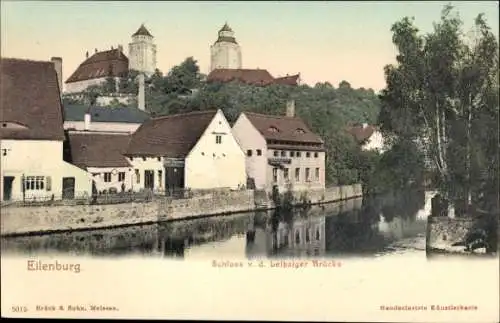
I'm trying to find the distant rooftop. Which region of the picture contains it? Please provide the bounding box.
[64,104,150,124]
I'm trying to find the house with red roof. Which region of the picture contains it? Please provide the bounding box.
[0,58,92,202]
[125,109,246,193]
[232,100,326,192]
[64,24,156,94]
[346,123,385,153]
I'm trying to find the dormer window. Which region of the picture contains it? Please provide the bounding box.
[295,128,306,134]
[268,126,279,133]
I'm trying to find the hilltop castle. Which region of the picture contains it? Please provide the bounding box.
[64,24,157,94]
[64,22,299,97]
[207,23,300,86]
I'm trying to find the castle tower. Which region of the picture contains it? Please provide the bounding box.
[210,22,242,72]
[128,24,157,76]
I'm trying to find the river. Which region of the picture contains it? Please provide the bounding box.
[1,189,432,259]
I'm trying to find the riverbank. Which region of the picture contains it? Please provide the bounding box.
[0,184,362,237]
[426,212,499,255]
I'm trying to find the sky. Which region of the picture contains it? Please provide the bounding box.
[1,1,498,91]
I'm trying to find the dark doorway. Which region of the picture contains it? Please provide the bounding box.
[3,176,14,201]
[62,177,75,199]
[165,166,184,196]
[144,170,155,190]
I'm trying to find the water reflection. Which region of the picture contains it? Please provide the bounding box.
[1,189,428,259]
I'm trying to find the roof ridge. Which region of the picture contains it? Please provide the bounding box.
[244,111,299,119]
[151,109,218,121]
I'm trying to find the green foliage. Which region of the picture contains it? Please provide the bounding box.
[379,5,499,214]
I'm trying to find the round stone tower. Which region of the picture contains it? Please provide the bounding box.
[210,22,242,72]
[128,24,157,76]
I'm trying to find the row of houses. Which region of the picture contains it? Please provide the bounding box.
[0,58,326,202]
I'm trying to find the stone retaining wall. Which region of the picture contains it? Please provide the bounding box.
[0,185,362,237]
[1,190,254,236]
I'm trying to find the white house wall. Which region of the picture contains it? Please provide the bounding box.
[87,166,134,193]
[266,148,326,193]
[362,130,385,153]
[232,113,268,190]
[63,121,141,133]
[128,156,165,192]
[64,77,108,94]
[185,110,246,190]
[0,140,92,201]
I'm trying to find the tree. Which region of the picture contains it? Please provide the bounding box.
[379,5,499,216]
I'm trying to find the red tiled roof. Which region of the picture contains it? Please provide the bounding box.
[67,132,132,168]
[132,24,153,37]
[274,74,300,86]
[66,48,129,83]
[244,112,324,146]
[207,69,275,86]
[126,110,217,158]
[346,124,378,142]
[207,69,299,86]
[0,58,65,141]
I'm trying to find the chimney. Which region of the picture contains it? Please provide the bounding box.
[51,57,63,94]
[95,48,98,53]
[84,107,91,131]
[86,51,89,58]
[137,73,145,111]
[286,100,295,117]
[362,123,368,129]
[118,44,123,52]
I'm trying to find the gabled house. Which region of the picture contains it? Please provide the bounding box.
[232,100,326,193]
[65,132,133,193]
[346,123,385,153]
[125,109,246,193]
[0,58,92,202]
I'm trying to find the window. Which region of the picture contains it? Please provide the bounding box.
[273,150,279,157]
[268,126,279,133]
[104,173,112,183]
[290,151,295,157]
[306,152,311,158]
[280,151,286,157]
[118,172,126,182]
[130,157,134,161]
[24,176,45,191]
[295,168,300,182]
[296,152,302,157]
[215,135,222,144]
[315,168,320,181]
[295,230,300,244]
[316,229,320,241]
[305,168,310,182]
[135,169,140,184]
[157,157,161,162]
[272,167,278,183]
[295,128,305,134]
[158,170,163,187]
[306,229,310,243]
[314,152,319,158]
[142,157,147,161]
[256,149,262,156]
[284,168,289,181]
[247,149,253,157]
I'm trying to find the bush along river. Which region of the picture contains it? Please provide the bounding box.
[1,188,435,260]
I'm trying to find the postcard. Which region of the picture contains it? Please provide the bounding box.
[1,1,499,322]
